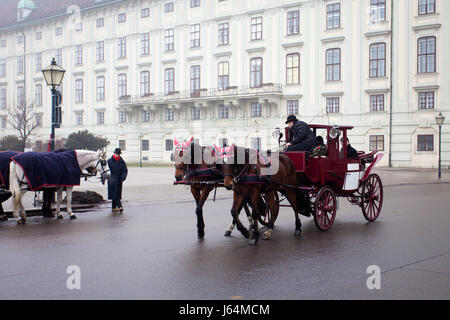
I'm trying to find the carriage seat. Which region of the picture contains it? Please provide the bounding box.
[310,144,328,158]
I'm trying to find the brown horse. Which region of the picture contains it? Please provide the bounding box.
[172,138,254,240]
[221,145,308,245]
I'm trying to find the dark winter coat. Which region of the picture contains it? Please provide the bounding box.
[286,121,317,152]
[107,156,128,200]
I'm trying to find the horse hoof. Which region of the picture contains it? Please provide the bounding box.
[17,218,25,225]
[0,215,7,221]
[295,229,302,236]
[243,230,251,239]
[263,230,273,240]
[57,215,63,220]
[70,215,77,220]
[249,238,258,246]
[197,231,205,240]
[224,230,232,237]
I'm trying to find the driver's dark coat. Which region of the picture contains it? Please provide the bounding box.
[107,156,128,200]
[287,121,317,152]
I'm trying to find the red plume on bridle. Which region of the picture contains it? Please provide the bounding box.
[173,137,195,152]
[218,144,235,159]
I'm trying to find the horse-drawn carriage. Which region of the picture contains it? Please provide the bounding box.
[172,124,384,245]
[279,124,384,231]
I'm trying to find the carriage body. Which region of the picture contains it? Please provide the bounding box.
[282,124,384,231]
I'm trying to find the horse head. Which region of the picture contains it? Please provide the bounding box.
[171,137,194,182]
[218,144,236,190]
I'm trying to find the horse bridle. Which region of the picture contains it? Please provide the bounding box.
[82,158,109,184]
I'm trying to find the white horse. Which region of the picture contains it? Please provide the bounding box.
[9,150,109,224]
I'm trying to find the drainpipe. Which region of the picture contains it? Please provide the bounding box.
[388,0,394,167]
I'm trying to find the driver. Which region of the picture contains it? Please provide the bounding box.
[284,115,317,152]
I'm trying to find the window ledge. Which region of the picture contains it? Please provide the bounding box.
[415,72,439,77]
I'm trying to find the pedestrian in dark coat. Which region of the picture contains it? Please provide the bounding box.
[107,148,128,213]
[284,115,317,152]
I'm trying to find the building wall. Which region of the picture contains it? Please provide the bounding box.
[0,0,448,167]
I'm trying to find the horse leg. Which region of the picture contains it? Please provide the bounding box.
[195,187,211,240]
[248,191,261,246]
[262,191,278,241]
[66,187,76,220]
[10,171,25,224]
[224,198,252,237]
[285,189,302,236]
[56,187,63,219]
[243,198,254,228]
[230,192,250,239]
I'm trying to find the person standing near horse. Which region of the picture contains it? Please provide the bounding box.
[284,115,317,152]
[108,148,128,213]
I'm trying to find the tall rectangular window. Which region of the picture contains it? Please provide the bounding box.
[218,62,229,90]
[165,109,174,121]
[418,92,434,109]
[55,27,62,35]
[119,111,127,123]
[218,104,229,119]
[251,17,263,40]
[96,41,104,62]
[17,56,24,74]
[286,53,300,84]
[0,116,6,129]
[326,3,340,29]
[142,140,150,151]
[142,110,150,122]
[118,74,127,97]
[165,2,174,12]
[96,76,105,101]
[96,18,104,27]
[370,43,386,78]
[55,48,62,66]
[417,135,433,151]
[165,29,174,52]
[118,13,126,23]
[419,0,435,15]
[97,111,105,124]
[250,58,263,88]
[140,71,150,96]
[35,113,42,127]
[166,139,174,151]
[287,10,300,35]
[418,36,436,73]
[287,100,299,115]
[251,102,262,117]
[219,138,228,148]
[191,107,200,120]
[35,53,42,72]
[370,95,384,111]
[165,68,175,94]
[370,0,386,23]
[119,140,126,151]
[75,79,83,103]
[218,22,229,45]
[35,84,42,106]
[190,24,200,48]
[369,135,384,151]
[326,97,340,113]
[75,45,83,65]
[191,0,200,8]
[326,48,341,81]
[118,37,126,59]
[17,86,24,107]
[190,65,201,97]
[0,60,6,77]
[0,88,6,109]
[75,112,83,125]
[141,33,150,56]
[141,8,150,18]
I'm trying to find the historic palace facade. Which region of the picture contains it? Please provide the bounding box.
[0,0,448,167]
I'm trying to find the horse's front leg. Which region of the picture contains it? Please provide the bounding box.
[249,191,262,246]
[224,198,251,237]
[230,192,250,239]
[56,187,63,219]
[195,186,212,240]
[65,186,76,220]
[262,191,278,241]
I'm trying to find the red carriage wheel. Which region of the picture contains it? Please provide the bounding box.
[257,193,279,227]
[313,187,337,231]
[361,174,383,222]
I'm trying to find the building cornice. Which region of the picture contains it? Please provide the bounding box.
[412,23,441,32]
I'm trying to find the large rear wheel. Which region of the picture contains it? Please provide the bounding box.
[361,174,383,222]
[313,187,337,231]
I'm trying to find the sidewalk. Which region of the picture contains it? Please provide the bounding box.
[2,165,449,213]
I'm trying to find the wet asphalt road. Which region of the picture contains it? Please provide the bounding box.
[0,183,449,300]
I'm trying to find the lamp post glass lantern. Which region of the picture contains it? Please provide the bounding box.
[435,112,445,179]
[42,58,65,151]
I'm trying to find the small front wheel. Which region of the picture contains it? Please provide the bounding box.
[361,174,383,222]
[313,187,337,231]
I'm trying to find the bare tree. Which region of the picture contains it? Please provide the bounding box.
[7,102,38,151]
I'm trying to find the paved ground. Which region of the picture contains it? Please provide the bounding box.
[0,167,449,300]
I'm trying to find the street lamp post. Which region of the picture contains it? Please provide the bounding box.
[41,58,65,217]
[435,112,445,179]
[42,58,65,151]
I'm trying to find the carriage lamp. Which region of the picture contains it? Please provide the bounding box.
[435,112,445,179]
[42,58,65,151]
